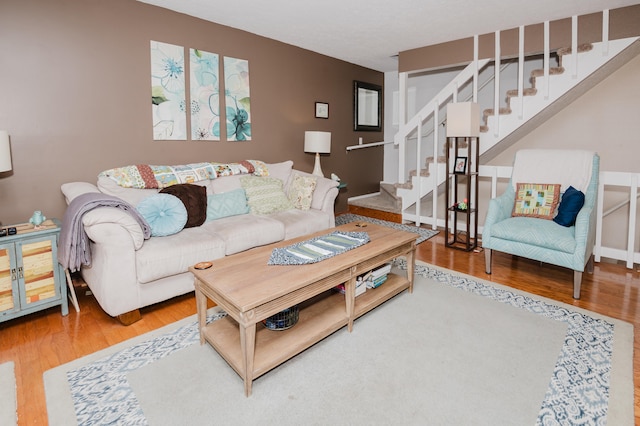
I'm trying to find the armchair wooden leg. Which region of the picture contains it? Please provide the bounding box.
[573,271,582,299]
[484,248,492,274]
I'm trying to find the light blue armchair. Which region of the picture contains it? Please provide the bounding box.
[483,149,599,299]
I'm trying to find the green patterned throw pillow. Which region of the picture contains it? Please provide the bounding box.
[512,183,561,220]
[240,176,294,215]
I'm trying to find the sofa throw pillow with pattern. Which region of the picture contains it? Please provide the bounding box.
[206,188,250,221]
[512,183,561,220]
[553,186,585,227]
[240,176,294,215]
[159,183,207,228]
[288,174,317,210]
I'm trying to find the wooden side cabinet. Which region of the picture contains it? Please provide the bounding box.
[445,137,479,251]
[0,219,68,322]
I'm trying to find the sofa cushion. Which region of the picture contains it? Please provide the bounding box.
[288,173,317,210]
[512,183,560,220]
[201,214,284,255]
[269,209,333,240]
[206,188,250,221]
[490,216,576,254]
[136,194,187,237]
[136,227,226,283]
[553,186,585,227]
[160,183,207,228]
[266,160,294,184]
[98,176,158,206]
[241,176,294,215]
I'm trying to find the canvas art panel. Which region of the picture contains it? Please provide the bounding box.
[151,41,187,140]
[223,57,251,141]
[190,49,220,141]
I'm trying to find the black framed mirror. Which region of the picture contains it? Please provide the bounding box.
[354,81,382,131]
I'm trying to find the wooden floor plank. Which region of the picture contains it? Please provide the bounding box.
[0,230,638,425]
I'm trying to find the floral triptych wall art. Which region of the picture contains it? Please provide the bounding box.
[150,40,251,142]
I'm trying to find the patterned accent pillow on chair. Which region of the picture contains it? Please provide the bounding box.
[512,183,561,220]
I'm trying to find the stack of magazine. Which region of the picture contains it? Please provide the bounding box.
[334,278,367,297]
[334,263,392,296]
[362,263,391,289]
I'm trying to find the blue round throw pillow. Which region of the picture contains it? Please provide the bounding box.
[137,193,188,237]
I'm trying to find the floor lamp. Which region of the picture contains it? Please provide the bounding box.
[304,131,331,177]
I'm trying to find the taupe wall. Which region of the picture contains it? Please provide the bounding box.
[0,0,384,225]
[399,5,640,72]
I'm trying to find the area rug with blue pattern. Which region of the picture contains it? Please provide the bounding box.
[43,261,633,425]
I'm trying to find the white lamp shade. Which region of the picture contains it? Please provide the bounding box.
[304,131,331,154]
[446,102,480,137]
[0,131,12,172]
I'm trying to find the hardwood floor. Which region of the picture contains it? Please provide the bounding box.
[1,230,638,425]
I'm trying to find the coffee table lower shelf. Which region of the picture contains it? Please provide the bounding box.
[201,273,409,384]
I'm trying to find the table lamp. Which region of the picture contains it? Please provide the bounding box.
[0,131,11,173]
[304,131,331,177]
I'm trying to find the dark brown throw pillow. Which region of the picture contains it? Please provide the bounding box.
[159,184,207,228]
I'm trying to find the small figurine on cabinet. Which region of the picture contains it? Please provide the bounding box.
[29,210,46,228]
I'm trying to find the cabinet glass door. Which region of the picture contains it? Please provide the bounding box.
[18,237,58,306]
[0,244,17,313]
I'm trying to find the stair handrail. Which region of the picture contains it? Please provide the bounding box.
[400,61,513,145]
[394,58,491,183]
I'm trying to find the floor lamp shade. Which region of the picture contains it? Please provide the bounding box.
[446,102,480,137]
[0,131,11,172]
[304,131,331,177]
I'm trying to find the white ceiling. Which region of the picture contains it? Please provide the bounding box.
[138,0,639,72]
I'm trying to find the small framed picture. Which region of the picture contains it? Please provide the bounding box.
[454,156,467,174]
[315,102,329,119]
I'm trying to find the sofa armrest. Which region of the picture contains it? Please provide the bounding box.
[61,181,146,250]
[61,182,101,204]
[82,207,146,250]
[312,177,339,213]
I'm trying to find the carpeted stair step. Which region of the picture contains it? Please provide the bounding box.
[395,155,446,190]
[481,107,512,132]
[348,182,402,213]
[380,182,402,210]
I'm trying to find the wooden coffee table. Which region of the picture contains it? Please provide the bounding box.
[191,222,417,396]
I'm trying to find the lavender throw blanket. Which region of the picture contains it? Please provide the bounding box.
[58,193,151,272]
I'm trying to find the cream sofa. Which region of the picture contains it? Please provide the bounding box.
[60,161,339,323]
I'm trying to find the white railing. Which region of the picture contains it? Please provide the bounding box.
[595,171,640,268]
[394,58,491,182]
[473,167,639,270]
[394,9,636,227]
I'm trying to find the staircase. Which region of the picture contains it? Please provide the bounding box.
[349,35,640,225]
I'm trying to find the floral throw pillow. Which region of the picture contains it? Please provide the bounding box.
[288,174,317,210]
[512,183,561,220]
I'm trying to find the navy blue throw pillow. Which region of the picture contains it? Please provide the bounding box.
[553,186,585,227]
